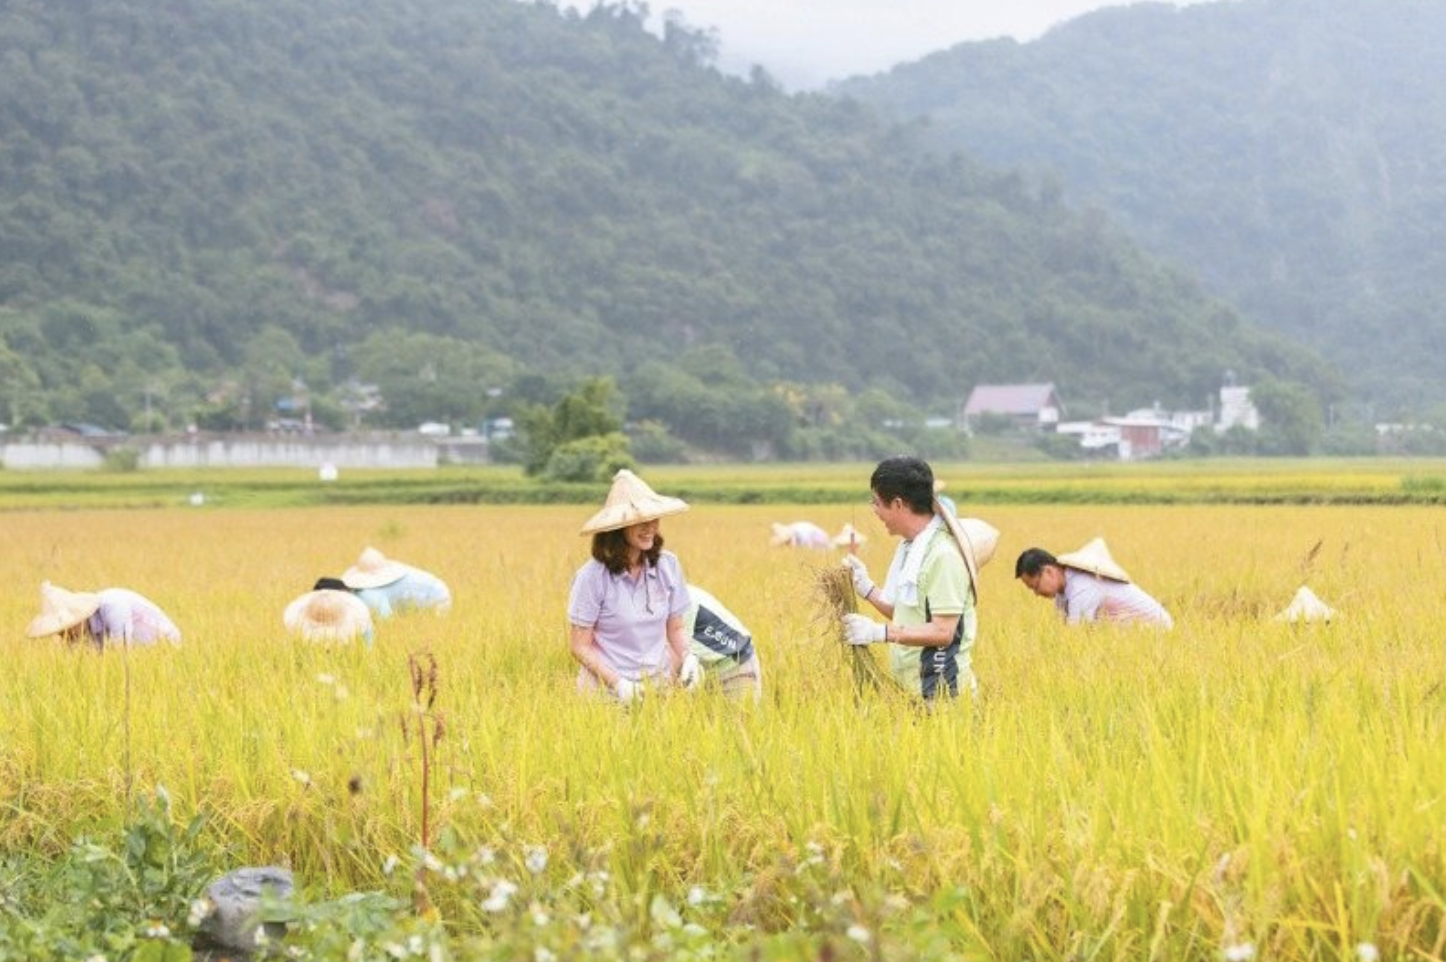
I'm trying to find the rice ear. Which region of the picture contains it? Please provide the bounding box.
[814,565,890,696]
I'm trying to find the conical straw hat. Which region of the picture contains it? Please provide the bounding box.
[580,469,688,535]
[342,546,408,589]
[832,523,867,548]
[1056,537,1131,583]
[26,581,102,638]
[284,589,374,644]
[1273,585,1337,623]
[934,503,1000,596]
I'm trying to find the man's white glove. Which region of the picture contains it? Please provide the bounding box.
[614,677,642,704]
[841,555,875,600]
[679,653,703,690]
[841,613,887,646]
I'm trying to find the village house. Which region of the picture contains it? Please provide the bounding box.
[960,383,1065,433]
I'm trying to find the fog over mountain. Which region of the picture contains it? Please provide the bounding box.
[838,0,1446,411]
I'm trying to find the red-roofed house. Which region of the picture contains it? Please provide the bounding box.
[961,383,1065,432]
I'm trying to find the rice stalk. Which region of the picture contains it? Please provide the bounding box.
[813,564,890,696]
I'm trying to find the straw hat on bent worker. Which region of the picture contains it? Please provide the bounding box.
[284,588,373,644]
[933,508,1001,594]
[1273,585,1337,624]
[1056,537,1131,583]
[832,523,868,549]
[26,580,102,638]
[342,546,409,590]
[580,469,689,535]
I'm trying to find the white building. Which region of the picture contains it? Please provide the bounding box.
[1217,385,1260,432]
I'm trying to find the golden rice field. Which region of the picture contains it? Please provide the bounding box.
[3,493,1446,960]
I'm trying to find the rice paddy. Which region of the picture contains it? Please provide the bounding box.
[2,479,1445,960]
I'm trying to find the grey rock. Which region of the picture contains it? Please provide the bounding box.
[199,866,295,952]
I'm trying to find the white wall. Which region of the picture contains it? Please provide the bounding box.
[1,438,441,470]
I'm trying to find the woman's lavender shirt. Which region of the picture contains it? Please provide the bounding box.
[567,551,691,683]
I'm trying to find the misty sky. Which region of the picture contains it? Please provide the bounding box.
[584,0,1211,89]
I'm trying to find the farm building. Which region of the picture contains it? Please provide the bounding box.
[960,383,1065,432]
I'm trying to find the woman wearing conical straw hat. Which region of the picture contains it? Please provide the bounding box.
[1014,538,1173,628]
[26,581,181,650]
[568,469,701,703]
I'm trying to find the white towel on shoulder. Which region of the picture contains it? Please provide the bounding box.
[880,515,943,609]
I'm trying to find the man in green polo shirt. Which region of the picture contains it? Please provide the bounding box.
[840,456,995,701]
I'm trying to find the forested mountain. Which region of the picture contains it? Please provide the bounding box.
[0,0,1334,452]
[836,0,1446,413]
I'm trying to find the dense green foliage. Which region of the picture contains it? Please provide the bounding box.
[0,0,1334,449]
[836,0,1444,411]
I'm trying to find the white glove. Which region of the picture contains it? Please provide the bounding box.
[842,613,887,646]
[841,555,875,600]
[679,653,703,690]
[614,677,642,704]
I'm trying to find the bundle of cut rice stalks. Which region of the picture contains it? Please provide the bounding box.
[814,564,891,695]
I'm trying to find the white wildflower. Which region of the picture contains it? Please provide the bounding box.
[475,845,496,866]
[531,903,551,927]
[1224,943,1256,962]
[187,897,214,927]
[408,935,425,955]
[846,924,871,944]
[430,943,446,962]
[382,854,400,875]
[333,684,350,701]
[384,942,406,960]
[575,912,592,930]
[687,886,707,906]
[1356,943,1379,962]
[534,948,557,962]
[316,673,336,686]
[422,851,444,873]
[448,787,468,802]
[524,844,549,875]
[291,769,311,787]
[831,889,853,906]
[142,921,171,939]
[476,793,494,808]
[482,879,519,913]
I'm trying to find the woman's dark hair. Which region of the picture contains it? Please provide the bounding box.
[869,456,935,515]
[1015,547,1059,578]
[313,576,351,592]
[592,527,665,575]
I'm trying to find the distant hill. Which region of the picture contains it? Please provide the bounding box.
[0,0,1334,443]
[835,0,1446,412]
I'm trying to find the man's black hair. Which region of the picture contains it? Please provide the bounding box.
[1014,548,1059,579]
[869,456,935,515]
[313,576,351,592]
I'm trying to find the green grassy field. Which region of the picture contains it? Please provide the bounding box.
[1,470,1444,960]
[3,457,1446,510]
